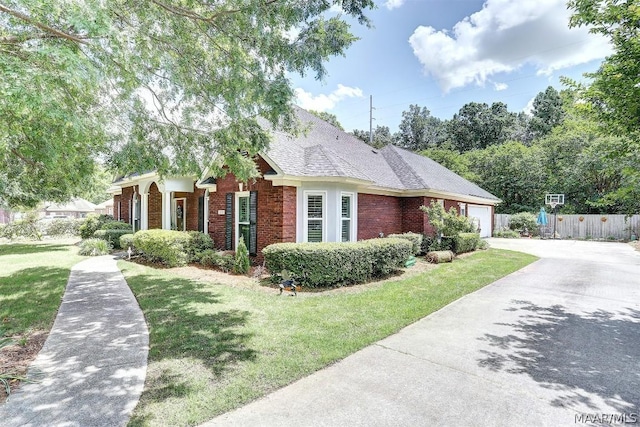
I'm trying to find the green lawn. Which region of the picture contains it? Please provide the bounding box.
[0,240,84,337]
[122,248,537,426]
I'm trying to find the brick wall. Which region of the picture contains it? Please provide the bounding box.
[208,156,297,262]
[120,186,136,226]
[357,194,402,239]
[148,183,162,229]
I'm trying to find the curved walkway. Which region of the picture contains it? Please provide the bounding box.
[0,256,148,427]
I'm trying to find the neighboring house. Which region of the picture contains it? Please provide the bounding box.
[110,108,500,260]
[43,198,97,219]
[0,208,10,224]
[95,199,114,216]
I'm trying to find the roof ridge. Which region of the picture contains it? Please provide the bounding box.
[381,145,427,189]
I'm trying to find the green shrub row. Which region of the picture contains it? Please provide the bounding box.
[41,218,83,236]
[263,238,412,288]
[131,229,214,267]
[79,238,111,256]
[454,233,481,254]
[493,229,520,238]
[387,232,423,255]
[200,249,235,272]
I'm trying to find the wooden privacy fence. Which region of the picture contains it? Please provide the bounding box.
[494,214,640,240]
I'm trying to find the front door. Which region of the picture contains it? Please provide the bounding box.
[173,198,186,231]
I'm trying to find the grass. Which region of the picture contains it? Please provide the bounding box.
[0,239,84,336]
[122,248,537,426]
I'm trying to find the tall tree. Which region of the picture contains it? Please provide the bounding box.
[528,86,565,139]
[448,102,515,152]
[351,125,396,148]
[309,110,344,130]
[396,104,447,151]
[0,0,375,207]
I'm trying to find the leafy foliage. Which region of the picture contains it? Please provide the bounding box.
[0,211,41,240]
[40,218,83,237]
[453,233,481,254]
[263,238,412,288]
[199,249,234,272]
[93,229,131,249]
[133,229,190,267]
[396,104,448,151]
[185,231,214,263]
[78,238,112,256]
[79,214,116,239]
[0,0,375,207]
[387,232,423,255]
[508,212,538,235]
[309,110,344,130]
[420,201,473,237]
[234,238,250,275]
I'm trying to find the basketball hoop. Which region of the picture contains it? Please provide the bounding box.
[545,194,565,240]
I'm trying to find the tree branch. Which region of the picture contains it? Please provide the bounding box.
[150,0,281,23]
[0,3,88,44]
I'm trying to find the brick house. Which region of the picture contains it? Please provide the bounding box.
[110,108,499,260]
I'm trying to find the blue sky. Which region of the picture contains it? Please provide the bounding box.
[290,0,611,133]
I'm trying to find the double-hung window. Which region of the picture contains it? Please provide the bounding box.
[305,192,325,242]
[341,193,354,242]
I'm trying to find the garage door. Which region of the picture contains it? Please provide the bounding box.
[468,205,492,238]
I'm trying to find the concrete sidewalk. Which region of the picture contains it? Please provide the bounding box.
[0,256,149,427]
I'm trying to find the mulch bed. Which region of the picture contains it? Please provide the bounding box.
[0,331,48,403]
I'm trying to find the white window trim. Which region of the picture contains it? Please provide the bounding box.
[458,202,467,217]
[303,191,327,243]
[339,192,356,242]
[234,191,250,250]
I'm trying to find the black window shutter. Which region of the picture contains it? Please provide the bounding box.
[225,193,233,250]
[198,196,205,232]
[249,191,258,256]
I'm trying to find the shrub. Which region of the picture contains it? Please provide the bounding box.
[42,218,83,236]
[509,212,538,236]
[79,214,115,239]
[234,239,250,274]
[387,232,423,255]
[493,228,520,238]
[101,221,132,230]
[120,234,135,251]
[263,238,412,288]
[453,232,481,254]
[420,201,473,237]
[94,229,132,249]
[200,249,234,272]
[133,229,190,267]
[478,239,490,250]
[79,238,111,256]
[185,231,214,263]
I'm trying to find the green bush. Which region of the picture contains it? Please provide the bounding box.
[94,229,132,249]
[79,214,115,239]
[199,249,234,272]
[509,212,538,236]
[493,228,520,238]
[120,234,135,251]
[420,201,473,237]
[133,229,190,267]
[263,238,412,288]
[478,239,490,250]
[42,218,83,236]
[79,238,111,256]
[185,231,214,263]
[453,232,481,254]
[234,239,250,274]
[387,232,423,255]
[101,221,132,230]
[1,217,41,240]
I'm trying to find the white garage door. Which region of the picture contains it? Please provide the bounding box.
[468,205,492,238]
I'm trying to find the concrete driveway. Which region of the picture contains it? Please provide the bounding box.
[207,239,640,427]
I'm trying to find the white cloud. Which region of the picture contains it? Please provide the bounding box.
[294,84,363,111]
[384,0,405,10]
[408,0,612,92]
[493,82,508,91]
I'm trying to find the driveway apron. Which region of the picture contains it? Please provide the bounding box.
[0,255,149,427]
[207,239,640,427]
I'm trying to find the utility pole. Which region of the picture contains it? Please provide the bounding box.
[369,95,375,144]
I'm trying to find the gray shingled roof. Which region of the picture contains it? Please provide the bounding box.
[264,107,499,202]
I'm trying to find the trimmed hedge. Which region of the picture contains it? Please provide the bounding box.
[133,229,190,267]
[387,232,423,255]
[454,232,481,254]
[42,218,83,236]
[185,231,214,263]
[200,249,234,272]
[120,234,135,251]
[263,238,412,288]
[93,229,132,249]
[79,214,115,239]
